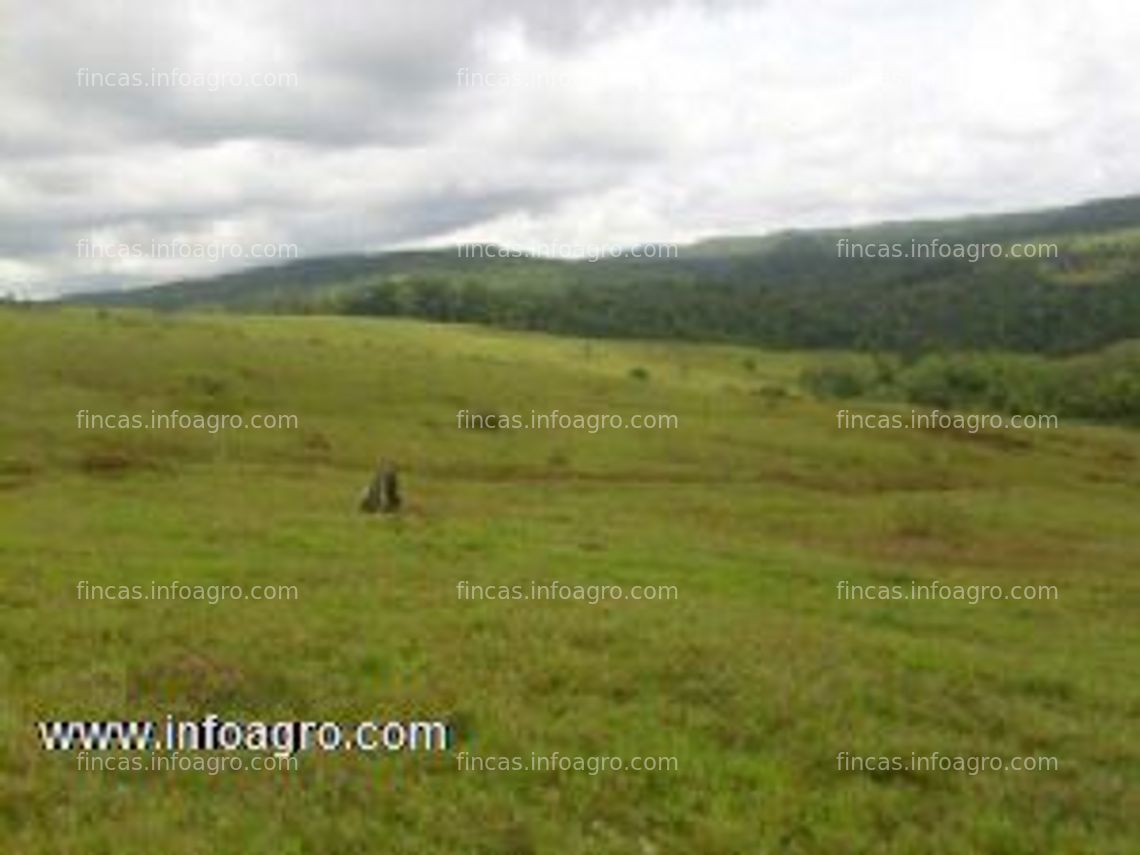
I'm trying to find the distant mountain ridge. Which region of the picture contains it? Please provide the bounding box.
[64,194,1140,355]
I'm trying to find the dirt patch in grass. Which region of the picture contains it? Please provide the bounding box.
[77,448,163,476]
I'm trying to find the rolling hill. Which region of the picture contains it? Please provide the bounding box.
[61,195,1140,356]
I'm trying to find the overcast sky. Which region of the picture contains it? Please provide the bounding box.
[2,0,1138,298]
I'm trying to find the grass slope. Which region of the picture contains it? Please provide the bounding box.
[1,308,1137,853]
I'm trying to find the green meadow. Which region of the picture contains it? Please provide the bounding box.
[1,308,1137,853]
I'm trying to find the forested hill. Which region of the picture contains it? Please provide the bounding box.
[64,194,1140,355]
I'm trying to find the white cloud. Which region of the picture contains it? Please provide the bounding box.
[0,0,1137,296]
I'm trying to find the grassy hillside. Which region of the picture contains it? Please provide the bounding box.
[1,308,1138,853]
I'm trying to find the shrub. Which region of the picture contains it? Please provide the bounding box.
[801,360,876,398]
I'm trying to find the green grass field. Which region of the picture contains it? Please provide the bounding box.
[1,308,1137,853]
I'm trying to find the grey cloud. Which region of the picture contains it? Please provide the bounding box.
[1,0,1138,297]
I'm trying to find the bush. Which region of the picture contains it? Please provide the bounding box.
[801,360,877,398]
